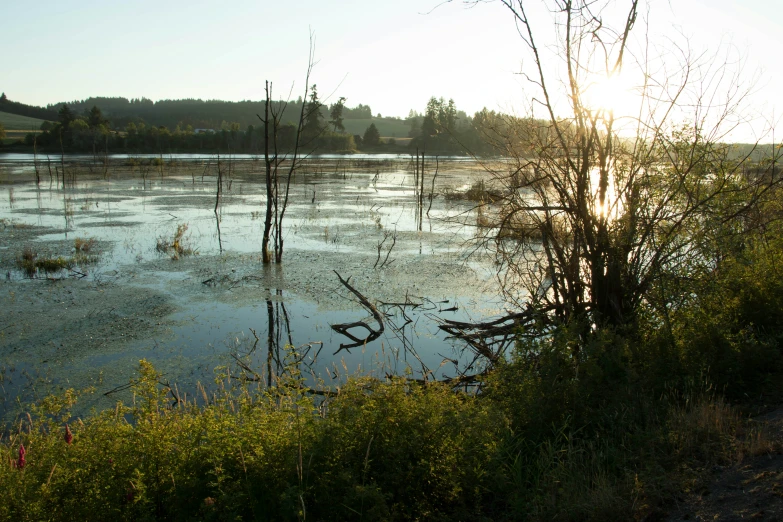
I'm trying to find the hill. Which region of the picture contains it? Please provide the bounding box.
[0,111,47,131]
[0,94,58,121]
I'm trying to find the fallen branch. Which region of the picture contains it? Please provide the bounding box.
[436,305,554,363]
[331,271,385,353]
[386,371,487,388]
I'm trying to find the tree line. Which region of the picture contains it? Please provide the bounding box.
[41,96,372,132]
[3,91,525,155]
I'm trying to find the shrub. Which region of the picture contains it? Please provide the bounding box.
[0,360,507,521]
[156,223,196,260]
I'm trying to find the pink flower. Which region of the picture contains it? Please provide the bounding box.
[16,444,26,469]
[64,424,73,445]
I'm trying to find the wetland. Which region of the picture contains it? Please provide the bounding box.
[0,153,502,418]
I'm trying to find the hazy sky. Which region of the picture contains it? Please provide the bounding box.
[2,0,780,140]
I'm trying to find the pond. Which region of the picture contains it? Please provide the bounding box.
[0,154,504,418]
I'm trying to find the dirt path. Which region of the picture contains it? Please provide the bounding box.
[666,409,783,521]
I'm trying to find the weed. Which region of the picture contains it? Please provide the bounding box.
[74,237,96,252]
[1,218,32,229]
[16,245,98,277]
[21,245,36,262]
[156,223,196,260]
[34,256,71,273]
[444,180,501,203]
[0,360,504,521]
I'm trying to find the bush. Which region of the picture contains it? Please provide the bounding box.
[0,360,507,522]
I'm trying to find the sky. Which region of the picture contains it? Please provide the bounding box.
[2,0,780,141]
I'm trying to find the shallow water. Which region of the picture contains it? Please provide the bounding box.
[0,156,503,416]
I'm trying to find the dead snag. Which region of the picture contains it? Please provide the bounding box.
[331,271,385,353]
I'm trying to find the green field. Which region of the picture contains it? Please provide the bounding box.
[0,111,47,131]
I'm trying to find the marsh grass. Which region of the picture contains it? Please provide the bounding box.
[0,218,33,230]
[443,180,502,203]
[16,244,98,277]
[156,223,196,260]
[73,237,96,252]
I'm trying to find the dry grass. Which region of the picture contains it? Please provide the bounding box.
[74,237,96,252]
[16,244,98,277]
[156,223,196,260]
[444,180,503,203]
[667,396,779,465]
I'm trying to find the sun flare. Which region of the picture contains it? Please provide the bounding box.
[583,71,639,119]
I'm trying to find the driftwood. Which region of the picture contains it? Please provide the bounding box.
[437,305,552,363]
[330,271,385,353]
[387,371,486,388]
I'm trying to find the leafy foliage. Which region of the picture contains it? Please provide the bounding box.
[0,361,506,522]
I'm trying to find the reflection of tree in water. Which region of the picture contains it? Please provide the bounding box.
[226,275,485,393]
[232,288,323,389]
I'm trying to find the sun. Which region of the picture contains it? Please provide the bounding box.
[583,70,639,119]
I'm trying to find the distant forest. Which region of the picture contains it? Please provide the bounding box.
[0,92,505,155]
[44,96,375,131]
[3,93,775,160]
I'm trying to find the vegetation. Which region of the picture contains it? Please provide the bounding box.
[16,241,99,277]
[1,2,782,520]
[0,92,57,121]
[1,254,781,520]
[1,92,493,155]
[73,237,96,252]
[155,224,196,260]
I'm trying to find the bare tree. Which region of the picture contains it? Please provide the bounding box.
[259,34,318,264]
[452,0,779,355]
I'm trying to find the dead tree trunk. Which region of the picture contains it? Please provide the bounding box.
[59,130,66,189]
[427,155,438,217]
[262,81,274,264]
[214,152,222,214]
[33,135,40,185]
[419,149,425,230]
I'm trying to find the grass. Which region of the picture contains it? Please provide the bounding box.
[73,237,96,252]
[16,240,99,277]
[0,111,47,131]
[0,218,33,229]
[156,223,196,260]
[443,180,503,203]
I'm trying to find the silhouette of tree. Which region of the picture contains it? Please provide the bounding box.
[363,123,380,147]
[330,97,346,133]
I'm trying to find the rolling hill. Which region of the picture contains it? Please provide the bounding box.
[0,111,47,131]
